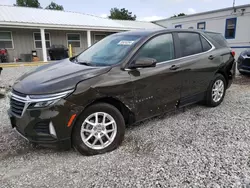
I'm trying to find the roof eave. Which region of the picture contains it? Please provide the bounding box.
[0,21,143,31]
[152,3,250,22]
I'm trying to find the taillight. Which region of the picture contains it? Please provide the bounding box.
[231,50,236,57]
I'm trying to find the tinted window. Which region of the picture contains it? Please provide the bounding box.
[206,32,229,48]
[136,34,174,63]
[225,18,237,39]
[201,36,212,52]
[178,32,202,57]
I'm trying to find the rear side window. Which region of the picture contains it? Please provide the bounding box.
[206,32,229,48]
[178,32,203,57]
[136,33,175,63]
[200,36,212,52]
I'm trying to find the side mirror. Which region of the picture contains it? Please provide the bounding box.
[129,58,157,69]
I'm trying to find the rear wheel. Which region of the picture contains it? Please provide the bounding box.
[205,74,226,107]
[72,103,125,155]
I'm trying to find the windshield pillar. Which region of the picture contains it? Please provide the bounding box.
[40,28,48,62]
[87,30,91,48]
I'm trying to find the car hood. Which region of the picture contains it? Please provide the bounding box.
[13,59,111,95]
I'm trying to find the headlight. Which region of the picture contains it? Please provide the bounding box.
[32,100,60,108]
[28,89,74,108]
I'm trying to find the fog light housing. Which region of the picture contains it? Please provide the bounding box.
[49,122,57,138]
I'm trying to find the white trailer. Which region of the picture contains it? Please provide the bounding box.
[154,4,250,58]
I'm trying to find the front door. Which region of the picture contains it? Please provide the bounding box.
[128,33,183,120]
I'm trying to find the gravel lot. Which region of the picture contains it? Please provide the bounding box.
[1,67,250,187]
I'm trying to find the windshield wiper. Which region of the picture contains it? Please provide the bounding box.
[77,61,92,66]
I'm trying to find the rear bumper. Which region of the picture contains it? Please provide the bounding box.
[227,60,236,89]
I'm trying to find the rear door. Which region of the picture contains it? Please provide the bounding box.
[175,32,219,106]
[127,33,184,120]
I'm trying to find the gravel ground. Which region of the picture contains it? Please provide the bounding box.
[1,67,250,187]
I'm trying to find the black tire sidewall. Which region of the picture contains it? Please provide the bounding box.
[72,103,125,156]
[206,74,226,107]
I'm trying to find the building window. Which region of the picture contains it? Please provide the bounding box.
[94,34,106,43]
[225,18,237,39]
[197,22,206,30]
[175,25,182,29]
[67,33,81,48]
[0,31,13,49]
[34,32,51,49]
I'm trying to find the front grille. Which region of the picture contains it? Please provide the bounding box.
[34,122,50,134]
[9,91,28,117]
[10,98,25,117]
[242,58,250,66]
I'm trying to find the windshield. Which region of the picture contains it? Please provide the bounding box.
[75,34,142,66]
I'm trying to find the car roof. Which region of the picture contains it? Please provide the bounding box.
[114,28,219,37]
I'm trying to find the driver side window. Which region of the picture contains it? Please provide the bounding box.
[136,33,175,63]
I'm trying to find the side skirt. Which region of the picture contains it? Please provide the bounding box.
[178,92,206,108]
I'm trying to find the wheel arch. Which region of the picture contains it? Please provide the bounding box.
[73,97,136,128]
[215,69,228,87]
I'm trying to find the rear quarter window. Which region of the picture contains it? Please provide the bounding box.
[200,36,212,52]
[205,32,229,48]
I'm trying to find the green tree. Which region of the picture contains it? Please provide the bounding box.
[14,0,41,8]
[46,2,64,10]
[171,13,186,18]
[108,8,136,20]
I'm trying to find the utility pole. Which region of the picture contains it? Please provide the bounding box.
[233,0,235,7]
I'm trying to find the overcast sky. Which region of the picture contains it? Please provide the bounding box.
[1,0,249,21]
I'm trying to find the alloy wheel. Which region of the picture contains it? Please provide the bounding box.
[80,112,117,150]
[212,80,224,103]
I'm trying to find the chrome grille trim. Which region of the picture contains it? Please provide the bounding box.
[10,93,31,117]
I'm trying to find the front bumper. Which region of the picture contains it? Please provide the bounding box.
[237,56,250,74]
[8,99,83,150]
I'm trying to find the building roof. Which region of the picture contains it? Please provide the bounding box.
[114,20,162,30]
[0,5,162,31]
[153,4,250,22]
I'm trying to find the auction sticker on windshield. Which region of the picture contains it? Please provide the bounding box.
[118,41,135,45]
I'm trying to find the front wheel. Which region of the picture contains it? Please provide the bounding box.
[72,103,125,155]
[205,74,226,107]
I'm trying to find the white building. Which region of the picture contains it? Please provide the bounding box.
[0,5,162,62]
[154,4,250,57]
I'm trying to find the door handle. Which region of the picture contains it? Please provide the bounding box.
[208,55,215,60]
[169,65,180,70]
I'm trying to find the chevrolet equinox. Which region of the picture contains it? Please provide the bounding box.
[8,29,236,155]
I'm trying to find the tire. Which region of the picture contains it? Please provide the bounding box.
[205,74,226,107]
[72,103,125,156]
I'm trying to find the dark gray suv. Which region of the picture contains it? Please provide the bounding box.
[8,29,236,155]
